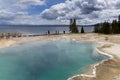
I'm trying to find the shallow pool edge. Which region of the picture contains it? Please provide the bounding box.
[67,41,114,80]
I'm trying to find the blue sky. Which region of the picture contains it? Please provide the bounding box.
[0,0,120,25]
[27,0,65,15]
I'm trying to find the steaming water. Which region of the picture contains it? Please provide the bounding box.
[0,39,108,80]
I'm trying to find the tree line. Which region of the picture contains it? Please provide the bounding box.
[94,15,120,34]
[69,19,84,33]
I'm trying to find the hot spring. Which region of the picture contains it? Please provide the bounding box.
[0,39,108,80]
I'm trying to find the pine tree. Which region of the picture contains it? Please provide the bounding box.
[118,21,120,33]
[94,14,120,34]
[118,15,120,33]
[112,20,119,34]
[69,19,73,32]
[101,21,111,34]
[81,26,85,33]
[69,19,79,33]
[94,23,100,33]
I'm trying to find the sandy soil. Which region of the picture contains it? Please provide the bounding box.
[0,33,120,80]
[0,39,16,48]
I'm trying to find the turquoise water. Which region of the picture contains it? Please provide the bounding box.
[0,39,108,80]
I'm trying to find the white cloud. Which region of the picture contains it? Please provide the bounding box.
[0,0,45,10]
[41,0,105,20]
[0,10,64,25]
[0,0,120,25]
[13,0,45,9]
[40,0,120,24]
